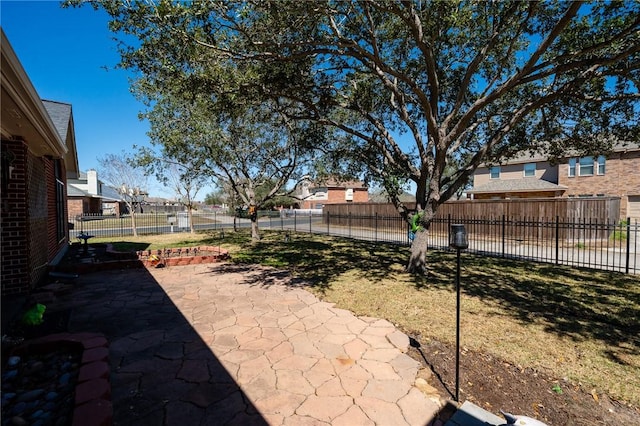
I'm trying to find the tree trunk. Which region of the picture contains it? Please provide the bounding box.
[406,205,436,274]
[407,228,429,274]
[188,208,195,233]
[251,217,260,240]
[130,211,138,237]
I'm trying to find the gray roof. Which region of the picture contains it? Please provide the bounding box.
[467,178,567,194]
[67,185,89,197]
[68,183,123,202]
[102,185,124,201]
[42,100,72,142]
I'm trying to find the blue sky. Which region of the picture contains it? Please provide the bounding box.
[1,1,182,198]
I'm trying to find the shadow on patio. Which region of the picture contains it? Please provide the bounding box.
[57,265,267,425]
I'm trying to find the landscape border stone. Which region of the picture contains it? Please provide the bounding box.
[8,332,113,426]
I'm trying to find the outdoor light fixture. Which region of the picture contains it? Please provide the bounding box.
[449,224,469,250]
[449,224,468,403]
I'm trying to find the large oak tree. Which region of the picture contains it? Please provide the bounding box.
[70,0,639,272]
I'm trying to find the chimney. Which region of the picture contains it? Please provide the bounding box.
[87,169,99,195]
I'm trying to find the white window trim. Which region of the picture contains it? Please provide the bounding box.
[568,158,576,177]
[597,155,606,175]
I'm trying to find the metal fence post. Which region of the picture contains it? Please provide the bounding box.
[447,214,451,250]
[349,212,352,238]
[555,216,560,265]
[294,210,297,233]
[326,212,330,235]
[626,217,631,274]
[502,215,506,258]
[374,212,378,242]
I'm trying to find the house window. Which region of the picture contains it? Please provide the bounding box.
[490,166,500,179]
[523,163,536,177]
[597,155,606,175]
[54,160,66,242]
[579,156,594,176]
[568,158,576,177]
[345,188,354,201]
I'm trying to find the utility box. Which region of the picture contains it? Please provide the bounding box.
[177,212,189,229]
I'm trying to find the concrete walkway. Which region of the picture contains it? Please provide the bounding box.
[57,262,446,425]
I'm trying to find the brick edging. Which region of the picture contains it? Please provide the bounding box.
[11,332,112,426]
[132,245,229,268]
[53,245,229,274]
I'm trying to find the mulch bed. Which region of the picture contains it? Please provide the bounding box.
[406,335,640,426]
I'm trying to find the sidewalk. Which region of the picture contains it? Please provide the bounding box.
[54,262,449,425]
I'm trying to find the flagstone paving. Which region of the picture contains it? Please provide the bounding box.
[59,262,445,425]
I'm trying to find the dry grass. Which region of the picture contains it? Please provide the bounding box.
[94,229,640,406]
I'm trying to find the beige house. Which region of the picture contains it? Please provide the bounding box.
[468,143,640,219]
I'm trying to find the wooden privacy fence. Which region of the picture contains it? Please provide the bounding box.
[437,197,620,222]
[428,215,620,242]
[324,197,621,223]
[324,213,624,243]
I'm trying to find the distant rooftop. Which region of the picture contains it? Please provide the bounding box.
[467,178,567,194]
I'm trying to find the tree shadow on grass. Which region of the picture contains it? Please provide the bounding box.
[416,251,640,359]
[196,230,639,363]
[230,233,408,293]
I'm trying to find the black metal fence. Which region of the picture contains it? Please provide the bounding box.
[69,211,639,274]
[321,213,638,274]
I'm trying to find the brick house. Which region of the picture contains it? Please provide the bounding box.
[297,178,369,209]
[1,29,79,298]
[467,143,640,219]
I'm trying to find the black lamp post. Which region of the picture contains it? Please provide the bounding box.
[449,224,468,402]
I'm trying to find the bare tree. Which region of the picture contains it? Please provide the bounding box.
[98,152,148,237]
[136,154,209,234]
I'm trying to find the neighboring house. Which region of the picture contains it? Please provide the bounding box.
[557,146,640,219]
[297,178,369,209]
[67,170,123,217]
[1,29,79,298]
[467,143,640,219]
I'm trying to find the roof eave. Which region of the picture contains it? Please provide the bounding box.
[1,29,67,157]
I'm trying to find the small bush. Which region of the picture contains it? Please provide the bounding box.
[610,220,628,242]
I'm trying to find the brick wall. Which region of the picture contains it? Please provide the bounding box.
[326,188,369,204]
[301,187,369,209]
[68,198,84,217]
[28,153,49,285]
[1,140,30,295]
[1,140,71,296]
[559,150,640,218]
